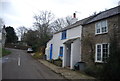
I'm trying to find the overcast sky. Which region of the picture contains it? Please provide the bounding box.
[0,0,119,29]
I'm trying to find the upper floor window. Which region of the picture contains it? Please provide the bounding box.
[95,20,108,34]
[61,30,67,40]
[95,43,109,63]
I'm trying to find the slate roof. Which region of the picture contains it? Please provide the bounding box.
[84,5,120,25]
[54,6,120,34]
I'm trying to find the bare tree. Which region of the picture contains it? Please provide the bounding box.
[50,16,77,32]
[16,26,28,41]
[33,11,54,38]
[50,18,65,31]
[34,11,54,25]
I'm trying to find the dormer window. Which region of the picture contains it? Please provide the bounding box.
[95,20,108,34]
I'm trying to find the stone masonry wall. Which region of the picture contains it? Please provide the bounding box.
[81,15,119,66]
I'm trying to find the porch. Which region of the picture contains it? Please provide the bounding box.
[62,37,81,69]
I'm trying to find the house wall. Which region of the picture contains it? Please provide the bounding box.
[71,38,81,69]
[52,33,63,59]
[63,44,67,67]
[45,39,53,60]
[81,15,119,66]
[67,26,82,39]
[2,27,6,47]
[46,25,82,60]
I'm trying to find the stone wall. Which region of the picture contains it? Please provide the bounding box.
[81,15,119,66]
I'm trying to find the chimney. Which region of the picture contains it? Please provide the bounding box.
[73,13,76,18]
[71,12,78,24]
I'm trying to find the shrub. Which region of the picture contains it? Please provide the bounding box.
[32,52,43,59]
[48,58,62,67]
[49,59,54,63]
[84,64,103,77]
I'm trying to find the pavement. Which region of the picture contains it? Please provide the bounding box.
[38,59,95,79]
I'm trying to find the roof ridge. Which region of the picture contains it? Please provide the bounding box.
[54,5,120,34]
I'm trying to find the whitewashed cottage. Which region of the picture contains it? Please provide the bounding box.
[45,15,90,69]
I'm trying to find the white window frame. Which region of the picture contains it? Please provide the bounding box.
[95,44,102,62]
[95,20,108,35]
[95,43,109,63]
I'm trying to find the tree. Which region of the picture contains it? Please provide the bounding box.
[5,26,18,43]
[22,11,54,52]
[16,26,28,41]
[50,16,77,32]
[33,11,54,46]
[23,29,38,46]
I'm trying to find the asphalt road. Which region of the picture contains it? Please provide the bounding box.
[2,48,64,79]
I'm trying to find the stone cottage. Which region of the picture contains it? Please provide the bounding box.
[81,5,120,66]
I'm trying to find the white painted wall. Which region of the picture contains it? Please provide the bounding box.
[67,26,82,39]
[52,33,63,59]
[71,38,81,69]
[45,39,53,60]
[63,44,67,67]
[45,25,82,61]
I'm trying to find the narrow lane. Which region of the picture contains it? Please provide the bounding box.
[2,48,64,79]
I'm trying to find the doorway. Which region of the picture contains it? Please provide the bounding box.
[66,43,71,68]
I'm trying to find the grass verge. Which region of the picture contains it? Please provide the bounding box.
[2,48,11,57]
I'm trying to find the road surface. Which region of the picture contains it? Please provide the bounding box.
[2,48,64,79]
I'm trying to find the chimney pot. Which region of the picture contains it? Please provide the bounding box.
[73,13,76,18]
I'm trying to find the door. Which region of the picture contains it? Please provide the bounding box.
[50,44,53,60]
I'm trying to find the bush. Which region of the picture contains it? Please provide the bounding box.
[49,59,54,63]
[48,58,62,67]
[32,52,43,59]
[84,64,103,77]
[54,57,62,61]
[54,60,62,67]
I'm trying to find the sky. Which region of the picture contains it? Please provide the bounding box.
[0,0,119,30]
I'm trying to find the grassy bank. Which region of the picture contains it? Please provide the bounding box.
[2,48,11,57]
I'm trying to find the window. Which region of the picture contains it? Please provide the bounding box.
[96,44,102,61]
[102,44,109,62]
[59,47,63,57]
[96,23,101,34]
[95,43,109,63]
[95,20,108,34]
[61,30,67,40]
